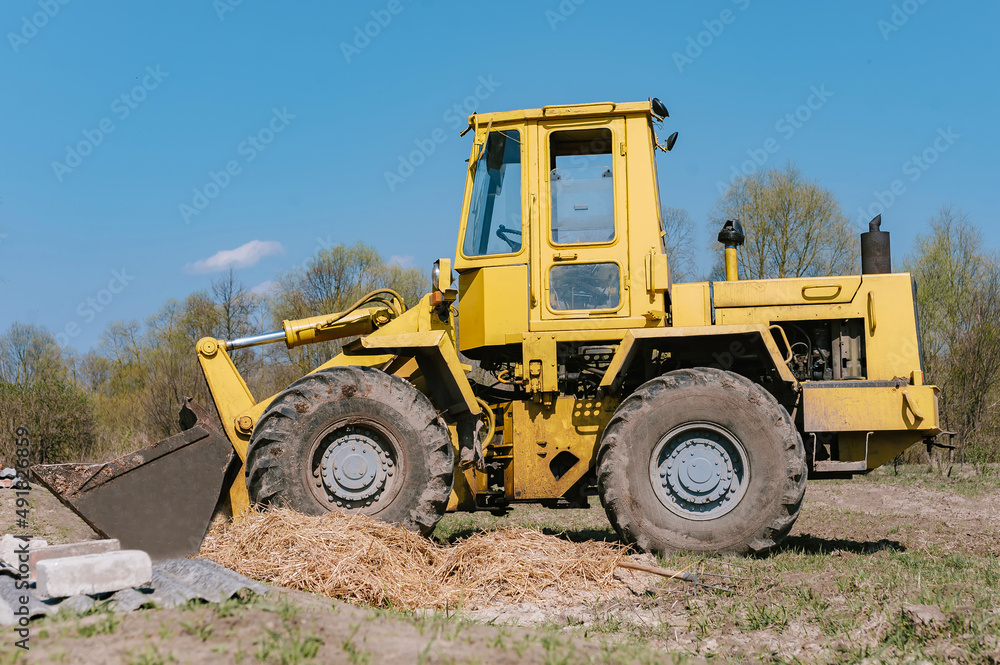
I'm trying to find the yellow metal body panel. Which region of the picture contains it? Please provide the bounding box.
[670,283,712,327]
[714,276,862,308]
[522,333,558,395]
[510,395,617,500]
[803,384,940,434]
[715,273,923,381]
[645,252,671,292]
[457,265,529,353]
[837,431,929,470]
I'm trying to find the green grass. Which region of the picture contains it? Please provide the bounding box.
[864,463,1000,497]
[124,645,175,665]
[179,616,214,642]
[255,619,324,665]
[74,609,121,638]
[338,624,370,665]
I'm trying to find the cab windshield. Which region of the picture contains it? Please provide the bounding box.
[462,130,522,257]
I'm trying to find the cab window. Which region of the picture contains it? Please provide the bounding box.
[549,128,614,245]
[549,262,620,311]
[462,130,522,257]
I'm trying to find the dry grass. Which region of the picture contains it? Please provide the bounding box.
[200,508,629,610]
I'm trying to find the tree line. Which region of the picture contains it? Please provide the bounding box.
[0,244,425,465]
[1,161,997,472]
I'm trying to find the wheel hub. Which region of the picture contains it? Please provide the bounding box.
[318,428,394,507]
[651,424,748,520]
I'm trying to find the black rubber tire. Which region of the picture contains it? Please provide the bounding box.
[597,368,806,555]
[246,366,453,536]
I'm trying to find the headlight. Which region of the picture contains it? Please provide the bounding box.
[431,262,441,292]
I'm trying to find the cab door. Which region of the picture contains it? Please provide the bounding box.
[531,117,630,327]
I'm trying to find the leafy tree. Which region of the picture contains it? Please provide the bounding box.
[903,207,1000,470]
[904,207,990,364]
[710,162,858,279]
[0,324,96,464]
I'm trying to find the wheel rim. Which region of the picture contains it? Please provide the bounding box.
[649,422,749,521]
[309,421,400,510]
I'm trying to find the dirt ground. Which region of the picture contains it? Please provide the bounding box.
[3,467,1000,664]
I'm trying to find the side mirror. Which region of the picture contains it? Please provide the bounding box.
[651,97,669,119]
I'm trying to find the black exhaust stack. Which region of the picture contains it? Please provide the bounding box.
[861,214,892,275]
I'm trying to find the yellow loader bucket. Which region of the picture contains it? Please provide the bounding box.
[31,398,234,560]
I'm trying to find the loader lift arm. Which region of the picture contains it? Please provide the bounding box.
[198,288,480,517]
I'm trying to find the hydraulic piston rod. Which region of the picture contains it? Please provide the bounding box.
[221,289,405,352]
[226,331,286,350]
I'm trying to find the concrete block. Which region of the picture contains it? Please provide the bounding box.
[29,539,120,582]
[36,550,152,599]
[0,534,47,567]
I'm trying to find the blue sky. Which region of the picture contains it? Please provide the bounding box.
[1,0,997,351]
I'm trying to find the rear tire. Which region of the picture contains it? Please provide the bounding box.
[246,366,453,536]
[597,368,806,555]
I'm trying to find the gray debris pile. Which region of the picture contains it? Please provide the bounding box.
[0,535,267,625]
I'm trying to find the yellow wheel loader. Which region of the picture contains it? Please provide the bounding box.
[34,99,943,559]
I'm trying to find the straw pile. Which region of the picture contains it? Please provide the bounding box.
[201,508,629,610]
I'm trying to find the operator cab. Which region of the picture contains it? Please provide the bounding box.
[453,101,672,358]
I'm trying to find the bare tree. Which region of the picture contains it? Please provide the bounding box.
[211,267,260,343]
[270,242,426,374]
[0,322,62,387]
[710,162,859,279]
[660,207,698,282]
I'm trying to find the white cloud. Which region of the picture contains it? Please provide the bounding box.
[389,254,415,268]
[185,240,285,274]
[251,280,277,296]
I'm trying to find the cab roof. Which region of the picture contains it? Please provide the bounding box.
[467,100,654,127]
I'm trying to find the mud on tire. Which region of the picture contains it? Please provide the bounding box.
[246,366,453,536]
[597,368,806,555]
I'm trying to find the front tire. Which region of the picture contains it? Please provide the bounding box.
[246,366,453,536]
[597,368,806,554]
